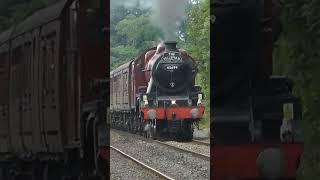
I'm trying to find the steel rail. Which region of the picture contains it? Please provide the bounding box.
[110,146,175,180]
[192,140,210,146]
[153,140,210,161]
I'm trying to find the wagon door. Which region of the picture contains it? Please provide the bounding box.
[21,35,33,152]
[30,29,46,152]
[10,35,34,153]
[40,21,62,153]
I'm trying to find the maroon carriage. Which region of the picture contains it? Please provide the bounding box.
[0,0,109,179]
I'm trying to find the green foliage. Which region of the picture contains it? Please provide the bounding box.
[110,6,162,70]
[111,45,138,70]
[186,0,210,128]
[273,0,320,178]
[115,15,163,48]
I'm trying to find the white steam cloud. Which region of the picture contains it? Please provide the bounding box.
[111,0,189,41]
[111,0,152,9]
[151,0,189,41]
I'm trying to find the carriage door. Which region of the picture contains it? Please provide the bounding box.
[40,22,62,152]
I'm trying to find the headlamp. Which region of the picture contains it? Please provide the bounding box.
[171,100,176,105]
[197,94,203,106]
[143,95,148,105]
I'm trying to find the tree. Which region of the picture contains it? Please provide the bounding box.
[273,0,320,179]
[185,0,210,128]
[110,11,162,70]
[115,15,162,48]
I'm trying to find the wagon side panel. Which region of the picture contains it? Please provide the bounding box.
[0,43,10,153]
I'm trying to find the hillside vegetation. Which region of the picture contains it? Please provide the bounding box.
[274,0,320,178]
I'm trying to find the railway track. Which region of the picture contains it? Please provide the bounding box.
[110,146,175,180]
[111,129,210,161]
[153,140,210,161]
[192,139,210,146]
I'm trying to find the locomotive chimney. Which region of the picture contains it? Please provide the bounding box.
[164,41,177,51]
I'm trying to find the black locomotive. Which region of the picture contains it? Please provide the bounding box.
[111,42,205,141]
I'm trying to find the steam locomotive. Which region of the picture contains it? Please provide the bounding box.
[211,0,304,179]
[111,41,205,141]
[0,0,109,179]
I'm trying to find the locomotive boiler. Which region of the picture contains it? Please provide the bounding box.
[111,41,205,141]
[211,0,304,179]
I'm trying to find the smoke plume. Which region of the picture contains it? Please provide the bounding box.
[111,0,152,9]
[151,0,189,41]
[111,0,189,41]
